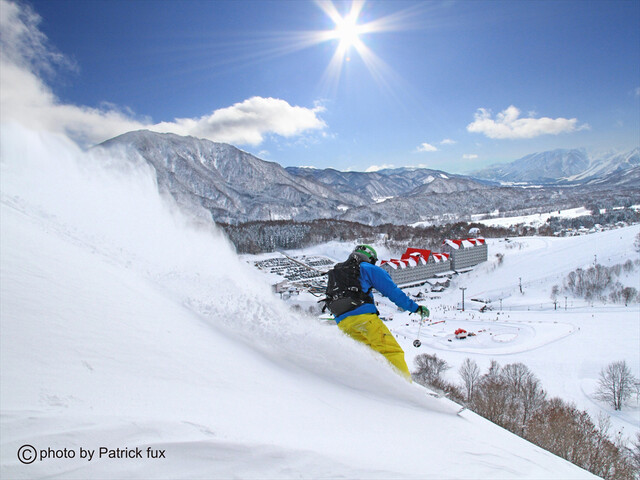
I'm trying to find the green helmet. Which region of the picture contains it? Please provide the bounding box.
[352,244,378,264]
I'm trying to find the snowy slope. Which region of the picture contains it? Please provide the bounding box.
[0,125,597,478]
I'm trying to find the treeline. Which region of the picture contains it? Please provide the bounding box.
[545,207,640,232]
[218,209,639,254]
[218,219,512,254]
[555,260,640,304]
[413,355,639,479]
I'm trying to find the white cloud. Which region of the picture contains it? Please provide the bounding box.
[467,105,588,139]
[0,0,326,147]
[0,0,146,144]
[152,97,326,146]
[635,87,640,97]
[440,138,456,145]
[462,154,478,160]
[415,142,438,152]
[365,164,394,172]
[0,0,74,76]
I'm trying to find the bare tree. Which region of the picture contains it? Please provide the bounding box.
[496,363,546,435]
[485,359,501,380]
[595,360,637,411]
[631,432,640,473]
[519,374,546,435]
[459,358,480,403]
[471,372,509,425]
[413,353,450,386]
[502,363,530,397]
[551,284,560,306]
[621,287,637,306]
[465,359,638,479]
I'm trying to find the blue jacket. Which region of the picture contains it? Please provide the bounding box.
[333,261,420,323]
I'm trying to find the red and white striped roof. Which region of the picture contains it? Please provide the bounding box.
[380,247,451,268]
[431,253,450,262]
[380,259,409,269]
[443,238,486,249]
[401,248,430,265]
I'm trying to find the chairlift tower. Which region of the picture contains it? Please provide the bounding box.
[460,287,467,312]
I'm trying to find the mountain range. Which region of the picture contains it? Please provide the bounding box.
[96,131,640,226]
[471,147,639,185]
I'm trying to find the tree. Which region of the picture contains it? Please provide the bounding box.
[485,359,501,380]
[621,287,637,306]
[470,361,509,425]
[595,360,637,411]
[413,353,449,386]
[631,433,640,474]
[519,373,546,435]
[502,362,530,397]
[459,358,480,403]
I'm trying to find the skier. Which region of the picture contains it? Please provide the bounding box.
[324,245,430,380]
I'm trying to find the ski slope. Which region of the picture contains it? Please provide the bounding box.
[0,125,599,478]
[471,207,593,228]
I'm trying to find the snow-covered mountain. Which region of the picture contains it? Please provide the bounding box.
[286,166,490,203]
[472,148,590,184]
[1,124,603,479]
[587,164,640,188]
[96,131,505,224]
[472,147,640,185]
[569,148,640,184]
[97,131,367,224]
[96,131,639,226]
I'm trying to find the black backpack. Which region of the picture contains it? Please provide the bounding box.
[323,255,374,317]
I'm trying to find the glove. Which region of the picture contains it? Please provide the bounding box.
[415,305,430,319]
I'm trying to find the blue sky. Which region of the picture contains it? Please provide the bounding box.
[3,0,639,173]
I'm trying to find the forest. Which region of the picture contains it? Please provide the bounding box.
[219,207,640,254]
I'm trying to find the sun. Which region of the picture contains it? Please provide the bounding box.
[257,0,414,95]
[314,1,390,92]
[316,0,367,55]
[333,13,364,53]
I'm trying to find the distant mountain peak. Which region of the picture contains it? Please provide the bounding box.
[471,147,639,185]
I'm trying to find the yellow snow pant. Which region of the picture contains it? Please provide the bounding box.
[338,313,411,380]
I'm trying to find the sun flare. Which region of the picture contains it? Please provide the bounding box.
[334,13,363,52]
[262,0,415,95]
